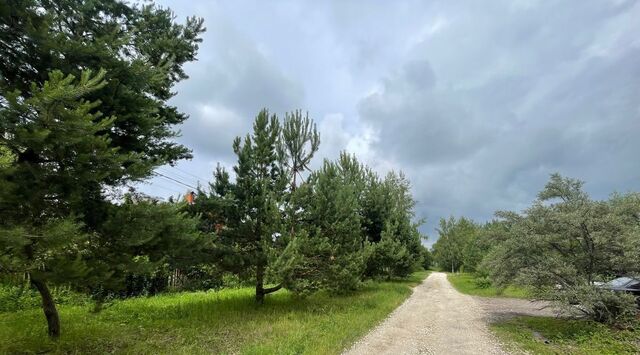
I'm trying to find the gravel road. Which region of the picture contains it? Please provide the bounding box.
[344,272,532,355]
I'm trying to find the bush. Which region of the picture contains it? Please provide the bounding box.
[0,283,89,313]
[365,237,416,280]
[554,285,638,325]
[181,265,225,291]
[275,233,364,296]
[420,247,432,270]
[473,276,492,289]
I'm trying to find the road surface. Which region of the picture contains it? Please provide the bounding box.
[344,272,550,355]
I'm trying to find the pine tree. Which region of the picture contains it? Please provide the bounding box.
[0,70,113,337]
[229,109,288,303]
[0,0,204,337]
[277,157,366,294]
[280,110,320,191]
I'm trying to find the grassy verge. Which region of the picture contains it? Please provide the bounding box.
[0,271,429,354]
[492,316,640,354]
[447,273,529,298]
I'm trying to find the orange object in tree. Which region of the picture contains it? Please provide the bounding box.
[186,191,195,205]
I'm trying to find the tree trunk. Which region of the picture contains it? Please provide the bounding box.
[255,263,282,304]
[31,277,60,339]
[256,263,265,304]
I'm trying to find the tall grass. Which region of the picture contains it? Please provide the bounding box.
[492,316,640,354]
[0,271,429,354]
[447,273,530,298]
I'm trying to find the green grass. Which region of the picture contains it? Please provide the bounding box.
[492,316,640,354]
[447,273,530,298]
[0,271,429,354]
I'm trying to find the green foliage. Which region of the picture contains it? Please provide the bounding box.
[282,155,423,287]
[0,144,15,168]
[483,174,640,324]
[0,0,429,341]
[492,316,639,354]
[173,110,425,304]
[553,285,638,325]
[205,109,290,303]
[277,157,365,294]
[0,283,90,313]
[448,273,530,298]
[0,70,109,293]
[276,232,364,295]
[432,217,478,272]
[420,245,433,270]
[0,0,204,337]
[189,110,424,300]
[361,170,424,278]
[0,0,205,171]
[0,272,429,354]
[88,195,204,298]
[434,174,639,325]
[365,226,417,279]
[473,276,493,289]
[281,110,320,189]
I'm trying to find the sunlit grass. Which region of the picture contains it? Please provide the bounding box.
[0,271,429,354]
[447,273,530,298]
[492,316,640,354]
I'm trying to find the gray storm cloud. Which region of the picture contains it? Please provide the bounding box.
[145,0,640,244]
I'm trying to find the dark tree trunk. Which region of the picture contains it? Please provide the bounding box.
[256,263,265,304]
[31,277,60,338]
[255,263,282,304]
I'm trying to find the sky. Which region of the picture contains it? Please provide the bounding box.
[139,0,640,246]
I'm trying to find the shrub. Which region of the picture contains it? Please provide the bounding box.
[473,276,492,289]
[275,233,364,296]
[0,283,89,313]
[365,237,416,280]
[421,247,432,270]
[554,285,638,325]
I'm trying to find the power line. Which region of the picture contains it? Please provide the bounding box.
[153,171,198,190]
[171,165,209,183]
[156,169,209,195]
[158,167,199,187]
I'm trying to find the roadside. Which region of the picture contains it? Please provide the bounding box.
[492,316,640,354]
[446,273,640,354]
[447,273,529,299]
[475,296,555,323]
[0,271,429,354]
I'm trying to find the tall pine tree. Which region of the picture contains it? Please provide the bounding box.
[229,109,288,303]
[0,0,205,337]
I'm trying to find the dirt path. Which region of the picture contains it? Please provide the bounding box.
[475,295,556,323]
[344,272,509,355]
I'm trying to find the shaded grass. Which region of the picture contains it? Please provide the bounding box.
[492,316,640,354]
[447,273,530,298]
[0,271,429,354]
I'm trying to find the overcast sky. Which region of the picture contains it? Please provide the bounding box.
[139,0,640,245]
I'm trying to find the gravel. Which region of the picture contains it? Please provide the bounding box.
[343,272,511,355]
[474,296,557,323]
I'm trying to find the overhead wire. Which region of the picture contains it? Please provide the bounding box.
[170,165,209,183]
[158,167,199,187]
[153,171,198,190]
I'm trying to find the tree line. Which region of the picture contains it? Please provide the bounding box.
[0,0,428,338]
[185,109,427,302]
[432,174,640,324]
